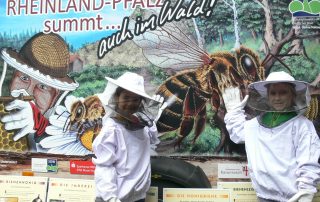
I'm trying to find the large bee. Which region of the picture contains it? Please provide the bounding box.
[130,9,265,153]
[68,95,106,151]
[155,47,265,150]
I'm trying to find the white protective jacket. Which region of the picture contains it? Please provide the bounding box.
[224,110,320,202]
[92,117,160,202]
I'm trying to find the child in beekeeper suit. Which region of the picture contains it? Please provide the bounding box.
[221,71,320,202]
[92,72,167,202]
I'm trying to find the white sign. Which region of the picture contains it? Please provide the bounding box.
[218,163,250,179]
[0,175,48,202]
[163,188,230,202]
[47,178,95,202]
[32,158,58,172]
[217,181,258,202]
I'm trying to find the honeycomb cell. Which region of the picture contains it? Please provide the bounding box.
[8,141,14,146]
[0,102,29,152]
[2,138,8,144]
[15,142,21,149]
[2,132,8,138]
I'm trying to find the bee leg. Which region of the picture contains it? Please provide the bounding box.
[212,108,226,152]
[175,87,207,147]
[77,122,85,140]
[92,119,103,142]
[175,115,195,148]
[192,106,207,144]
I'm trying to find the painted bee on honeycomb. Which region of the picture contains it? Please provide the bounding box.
[130,10,266,153]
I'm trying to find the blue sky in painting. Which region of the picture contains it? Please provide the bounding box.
[0,0,134,49]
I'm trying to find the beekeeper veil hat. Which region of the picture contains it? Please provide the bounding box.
[97,72,161,122]
[247,71,311,112]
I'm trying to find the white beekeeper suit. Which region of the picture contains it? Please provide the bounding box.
[222,71,320,202]
[92,72,167,202]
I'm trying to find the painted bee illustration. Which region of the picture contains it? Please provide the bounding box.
[68,95,106,151]
[156,47,265,151]
[40,95,106,155]
[131,10,265,153]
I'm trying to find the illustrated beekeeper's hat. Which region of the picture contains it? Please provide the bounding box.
[0,32,78,91]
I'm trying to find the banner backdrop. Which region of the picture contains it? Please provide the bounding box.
[0,0,319,157]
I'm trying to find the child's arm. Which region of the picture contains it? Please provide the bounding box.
[224,110,247,144]
[146,121,160,145]
[222,87,248,144]
[294,119,320,194]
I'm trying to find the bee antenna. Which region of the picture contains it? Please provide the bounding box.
[58,110,70,119]
[62,115,71,133]
[209,58,215,64]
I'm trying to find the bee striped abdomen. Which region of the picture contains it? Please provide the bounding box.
[304,96,319,120]
[156,70,211,133]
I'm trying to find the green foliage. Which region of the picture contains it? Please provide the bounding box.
[159,125,221,155]
[0,30,39,50]
[145,65,169,86]
[69,65,140,97]
[304,39,320,65]
[159,130,179,142]
[270,0,292,33]
[197,0,233,44]
[238,1,264,32]
[178,125,221,154]
[206,36,263,57]
[198,0,267,46]
[159,104,221,154]
[272,55,319,83]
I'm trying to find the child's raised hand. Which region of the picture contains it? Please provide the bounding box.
[153,95,168,122]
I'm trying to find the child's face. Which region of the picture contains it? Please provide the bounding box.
[268,83,294,111]
[116,89,142,115]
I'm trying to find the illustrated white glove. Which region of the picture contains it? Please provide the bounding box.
[107,197,121,202]
[1,100,36,141]
[222,87,249,112]
[152,94,168,122]
[288,190,315,202]
[45,105,70,135]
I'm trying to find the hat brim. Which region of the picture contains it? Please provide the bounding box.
[105,76,158,102]
[248,79,309,92]
[1,48,78,91]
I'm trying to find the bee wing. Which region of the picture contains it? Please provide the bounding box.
[130,10,210,70]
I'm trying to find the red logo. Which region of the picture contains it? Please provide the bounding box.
[242,166,249,176]
[69,160,95,175]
